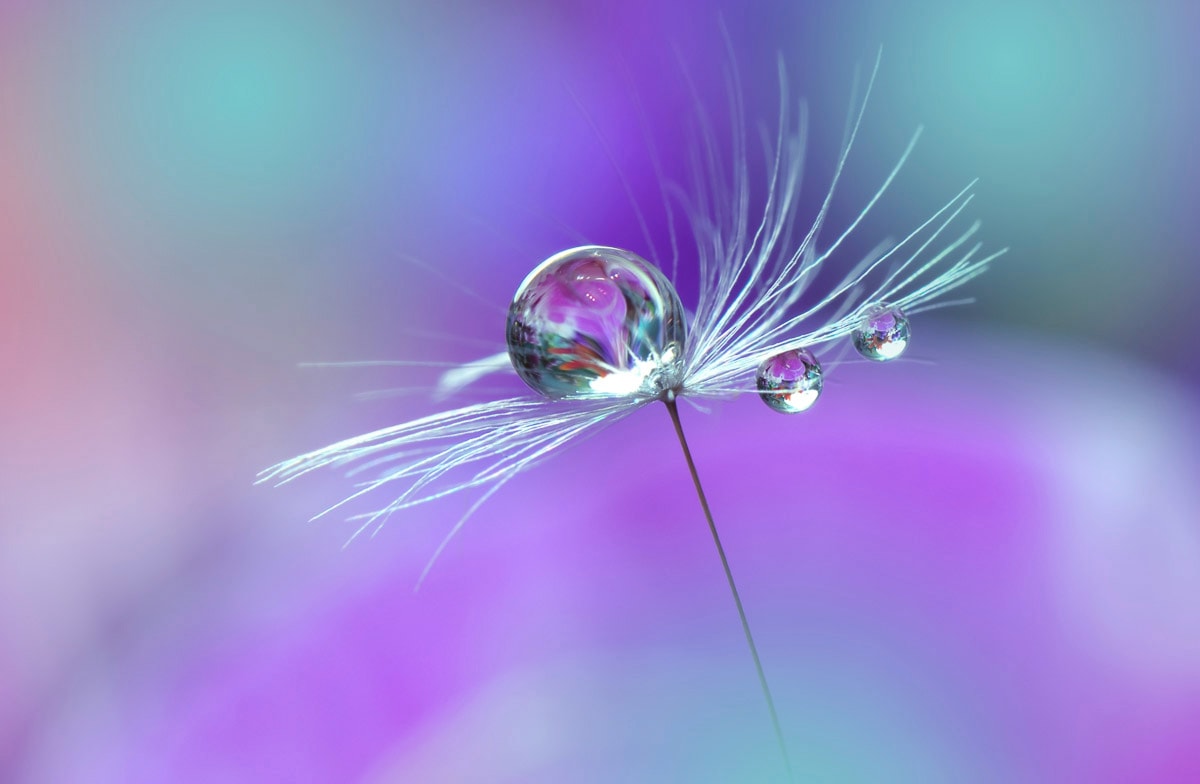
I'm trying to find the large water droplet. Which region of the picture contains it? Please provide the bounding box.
[852,303,910,362]
[507,246,686,399]
[756,348,823,413]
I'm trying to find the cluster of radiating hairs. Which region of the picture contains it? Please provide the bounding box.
[259,51,1005,576]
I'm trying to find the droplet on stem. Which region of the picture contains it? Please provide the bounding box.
[507,246,686,399]
[756,348,823,413]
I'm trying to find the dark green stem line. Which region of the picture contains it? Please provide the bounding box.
[663,394,794,782]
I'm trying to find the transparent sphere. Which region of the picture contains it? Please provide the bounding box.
[507,246,686,399]
[755,347,823,413]
[852,303,910,362]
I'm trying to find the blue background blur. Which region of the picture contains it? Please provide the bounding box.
[2,1,1198,781]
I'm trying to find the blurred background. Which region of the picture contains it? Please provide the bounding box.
[2,0,1198,781]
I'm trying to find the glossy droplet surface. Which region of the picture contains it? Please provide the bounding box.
[852,303,910,362]
[756,348,823,413]
[507,246,686,399]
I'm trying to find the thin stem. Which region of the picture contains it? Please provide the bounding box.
[663,394,794,781]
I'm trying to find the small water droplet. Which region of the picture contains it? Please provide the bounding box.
[507,246,686,399]
[756,348,823,413]
[852,303,910,362]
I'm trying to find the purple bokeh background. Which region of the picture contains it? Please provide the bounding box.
[2,1,1199,781]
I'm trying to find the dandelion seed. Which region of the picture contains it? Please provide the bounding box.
[260,51,1006,781]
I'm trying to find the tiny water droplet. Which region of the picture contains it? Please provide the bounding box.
[756,348,823,413]
[852,303,910,362]
[507,246,686,399]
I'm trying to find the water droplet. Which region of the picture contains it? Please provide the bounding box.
[507,246,686,399]
[756,348,823,413]
[852,303,910,362]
